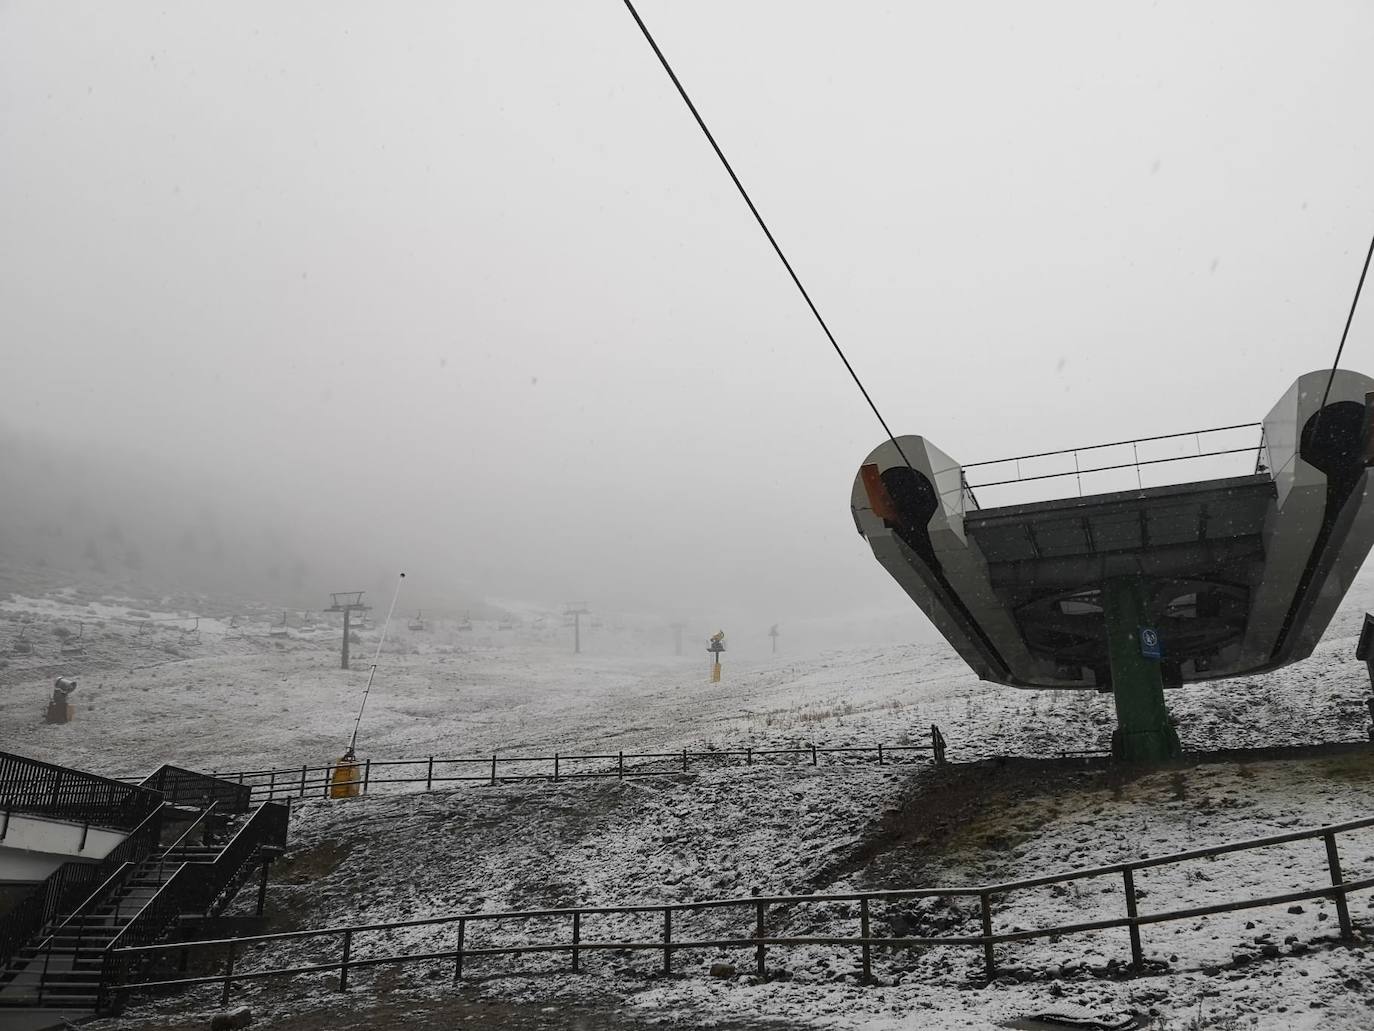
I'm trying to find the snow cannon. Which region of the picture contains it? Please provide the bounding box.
[707,631,726,683]
[44,677,77,725]
[851,369,1374,761]
[330,750,362,799]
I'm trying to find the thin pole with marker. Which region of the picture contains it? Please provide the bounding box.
[347,572,406,754]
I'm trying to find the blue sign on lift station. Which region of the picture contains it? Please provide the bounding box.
[1140,626,1162,661]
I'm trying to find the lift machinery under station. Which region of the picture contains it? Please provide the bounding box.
[852,369,1374,761]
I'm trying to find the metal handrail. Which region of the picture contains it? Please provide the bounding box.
[28,861,136,1001]
[211,745,935,780]
[966,446,1270,490]
[108,812,1374,1005]
[0,801,165,974]
[139,765,252,813]
[189,734,949,803]
[115,867,1374,979]
[963,422,1264,469]
[112,813,1374,967]
[158,802,218,881]
[96,800,289,1011]
[0,751,163,830]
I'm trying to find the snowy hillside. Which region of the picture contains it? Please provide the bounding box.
[2,579,1373,1029]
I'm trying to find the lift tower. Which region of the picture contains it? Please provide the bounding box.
[565,604,590,655]
[326,592,371,670]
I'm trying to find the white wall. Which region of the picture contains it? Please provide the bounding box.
[0,811,124,885]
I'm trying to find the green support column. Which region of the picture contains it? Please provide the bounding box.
[1103,576,1181,762]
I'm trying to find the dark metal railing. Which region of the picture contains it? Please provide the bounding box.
[962,422,1267,503]
[96,800,289,1013]
[139,765,253,814]
[0,803,166,981]
[21,862,138,1007]
[0,752,163,830]
[202,727,950,804]
[107,814,1373,1007]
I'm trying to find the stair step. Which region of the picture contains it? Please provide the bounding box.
[13,984,100,995]
[27,955,115,962]
[16,941,116,953]
[24,994,101,1004]
[4,949,106,961]
[7,964,105,975]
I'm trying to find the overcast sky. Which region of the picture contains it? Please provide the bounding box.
[2,1,1373,635]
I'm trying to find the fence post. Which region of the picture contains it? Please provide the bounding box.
[572,910,581,973]
[618,751,624,780]
[298,765,307,798]
[426,757,434,792]
[980,892,995,980]
[39,938,52,1004]
[454,917,466,981]
[746,747,753,766]
[1324,832,1353,939]
[877,744,884,766]
[339,929,353,991]
[95,950,112,1013]
[663,907,672,975]
[682,748,688,773]
[554,753,560,783]
[322,765,332,798]
[1122,867,1143,969]
[362,759,371,794]
[221,941,236,1007]
[755,899,767,977]
[490,755,498,787]
[268,770,276,801]
[860,896,872,984]
[811,744,817,766]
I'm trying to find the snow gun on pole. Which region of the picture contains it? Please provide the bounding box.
[331,572,405,799]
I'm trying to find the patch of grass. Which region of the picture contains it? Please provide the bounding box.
[1320,753,1374,782]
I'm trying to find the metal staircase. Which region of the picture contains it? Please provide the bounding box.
[0,753,289,1023]
[0,836,227,1008]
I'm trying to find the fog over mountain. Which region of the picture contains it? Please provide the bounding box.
[2,2,1372,638]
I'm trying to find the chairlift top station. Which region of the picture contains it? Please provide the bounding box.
[852,369,1374,759]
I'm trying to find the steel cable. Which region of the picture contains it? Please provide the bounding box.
[619,0,914,471]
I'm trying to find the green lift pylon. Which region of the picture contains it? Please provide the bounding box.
[1103,576,1181,761]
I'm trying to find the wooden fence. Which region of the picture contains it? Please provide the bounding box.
[105,813,1373,1010]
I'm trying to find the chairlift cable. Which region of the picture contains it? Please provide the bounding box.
[619,0,915,472]
[1317,228,1374,415]
[347,572,406,754]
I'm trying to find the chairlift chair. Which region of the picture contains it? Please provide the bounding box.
[60,623,85,656]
